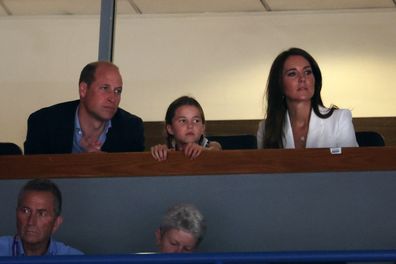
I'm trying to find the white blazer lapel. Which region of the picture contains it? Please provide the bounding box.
[283,111,295,148]
[306,109,324,147]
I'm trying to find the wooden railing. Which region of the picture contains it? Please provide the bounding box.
[1,147,395,180]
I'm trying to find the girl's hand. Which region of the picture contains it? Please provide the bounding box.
[183,143,204,160]
[151,144,169,161]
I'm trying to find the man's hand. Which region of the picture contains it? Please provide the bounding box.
[80,136,102,152]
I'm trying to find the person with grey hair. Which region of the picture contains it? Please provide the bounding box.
[0,178,83,256]
[155,203,206,253]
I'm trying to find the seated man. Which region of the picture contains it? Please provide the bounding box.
[0,179,83,256]
[156,203,206,253]
[24,61,144,154]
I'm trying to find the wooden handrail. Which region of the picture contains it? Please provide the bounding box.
[1,147,395,180]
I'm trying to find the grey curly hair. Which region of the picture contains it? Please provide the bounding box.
[159,203,206,245]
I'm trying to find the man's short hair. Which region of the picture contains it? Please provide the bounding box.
[79,61,119,87]
[159,203,206,245]
[17,179,62,216]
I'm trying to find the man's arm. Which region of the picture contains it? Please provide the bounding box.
[24,112,50,154]
[102,110,145,152]
[133,117,145,151]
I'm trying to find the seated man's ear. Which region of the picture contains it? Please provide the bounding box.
[79,82,88,99]
[51,216,64,235]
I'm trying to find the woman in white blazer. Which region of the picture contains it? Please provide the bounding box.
[257,48,358,149]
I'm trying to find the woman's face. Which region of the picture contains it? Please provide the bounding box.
[282,55,315,103]
[156,228,197,253]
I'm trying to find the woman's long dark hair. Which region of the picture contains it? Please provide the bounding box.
[262,47,336,148]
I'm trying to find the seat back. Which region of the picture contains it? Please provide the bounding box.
[0,142,23,155]
[355,131,385,147]
[207,134,257,150]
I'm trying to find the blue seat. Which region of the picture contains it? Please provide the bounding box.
[355,131,385,147]
[0,142,23,155]
[207,134,257,150]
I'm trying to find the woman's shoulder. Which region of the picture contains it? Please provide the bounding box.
[318,106,352,118]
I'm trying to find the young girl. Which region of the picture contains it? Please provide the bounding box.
[151,96,221,161]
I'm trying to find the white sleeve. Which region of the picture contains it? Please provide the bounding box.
[337,109,359,147]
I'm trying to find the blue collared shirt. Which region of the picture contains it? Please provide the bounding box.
[0,236,83,256]
[72,107,112,153]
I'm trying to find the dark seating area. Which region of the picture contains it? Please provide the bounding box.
[207,134,257,150]
[0,142,22,155]
[0,131,386,157]
[355,131,385,147]
[207,131,386,149]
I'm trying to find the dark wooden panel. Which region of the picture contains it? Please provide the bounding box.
[353,117,396,146]
[144,121,166,148]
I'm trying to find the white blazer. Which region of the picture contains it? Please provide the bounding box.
[257,107,359,149]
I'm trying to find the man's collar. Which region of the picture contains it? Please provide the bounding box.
[13,235,54,256]
[75,105,112,134]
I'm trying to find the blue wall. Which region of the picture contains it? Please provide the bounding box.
[1,171,395,254]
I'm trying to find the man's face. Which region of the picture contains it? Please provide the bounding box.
[16,191,62,249]
[79,64,123,122]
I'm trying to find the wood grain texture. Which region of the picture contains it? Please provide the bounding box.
[1,147,395,180]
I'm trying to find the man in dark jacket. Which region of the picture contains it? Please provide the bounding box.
[24,61,144,154]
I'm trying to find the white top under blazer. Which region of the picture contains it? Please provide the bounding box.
[257,107,359,149]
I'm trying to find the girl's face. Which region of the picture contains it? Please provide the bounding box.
[282,55,315,103]
[167,105,205,147]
